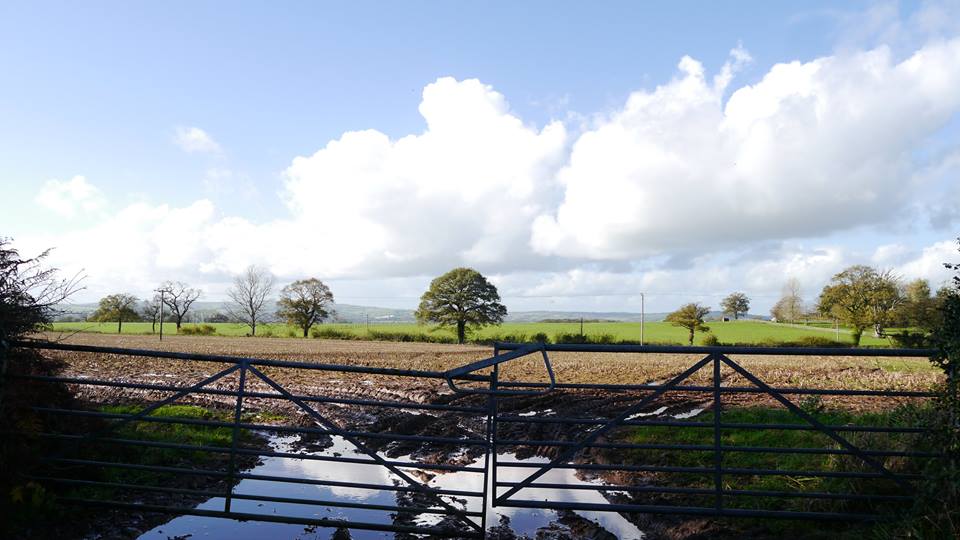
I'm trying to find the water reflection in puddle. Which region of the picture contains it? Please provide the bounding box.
[138,432,645,539]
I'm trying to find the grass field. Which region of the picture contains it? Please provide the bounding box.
[50,319,894,346]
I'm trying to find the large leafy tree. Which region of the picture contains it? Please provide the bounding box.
[817,265,902,345]
[416,268,506,344]
[226,265,275,336]
[90,293,140,333]
[276,278,334,338]
[720,292,750,320]
[665,302,711,346]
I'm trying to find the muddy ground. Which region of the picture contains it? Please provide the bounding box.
[10,333,944,539]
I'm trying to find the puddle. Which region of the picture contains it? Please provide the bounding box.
[138,433,645,539]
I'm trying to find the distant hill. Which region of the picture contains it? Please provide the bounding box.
[53,301,766,323]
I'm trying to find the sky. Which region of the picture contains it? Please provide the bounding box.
[2,0,960,314]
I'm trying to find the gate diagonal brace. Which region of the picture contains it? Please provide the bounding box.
[246,365,482,532]
[497,354,716,503]
[717,354,911,490]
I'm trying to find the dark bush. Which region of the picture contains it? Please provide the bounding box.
[889,330,931,349]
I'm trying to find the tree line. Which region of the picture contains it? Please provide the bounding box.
[84,255,958,348]
[90,270,336,338]
[664,264,952,346]
[89,266,506,344]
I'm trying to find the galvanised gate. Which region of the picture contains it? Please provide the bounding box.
[4,340,942,537]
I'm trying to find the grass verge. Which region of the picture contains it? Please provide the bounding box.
[621,404,935,538]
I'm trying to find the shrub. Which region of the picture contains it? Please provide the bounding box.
[367,330,456,344]
[552,332,617,345]
[752,336,847,348]
[310,327,357,340]
[531,332,550,344]
[701,334,722,346]
[553,332,588,344]
[889,330,930,349]
[179,324,216,336]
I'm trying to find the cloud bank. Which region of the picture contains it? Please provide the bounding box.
[19,38,960,308]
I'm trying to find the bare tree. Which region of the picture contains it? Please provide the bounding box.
[158,281,201,331]
[141,295,162,333]
[226,265,275,336]
[771,278,805,322]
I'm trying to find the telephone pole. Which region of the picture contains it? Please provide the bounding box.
[640,292,645,346]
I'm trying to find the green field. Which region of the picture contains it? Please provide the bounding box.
[49,319,894,346]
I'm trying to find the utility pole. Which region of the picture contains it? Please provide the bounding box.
[155,288,166,341]
[365,313,369,334]
[640,292,645,346]
[580,317,584,337]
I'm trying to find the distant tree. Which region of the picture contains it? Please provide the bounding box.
[207,312,231,323]
[158,281,201,331]
[817,265,902,345]
[897,278,940,331]
[416,268,507,344]
[276,278,334,338]
[720,292,750,320]
[226,265,275,336]
[90,293,140,333]
[140,295,162,333]
[665,303,711,346]
[771,278,805,323]
[868,269,904,337]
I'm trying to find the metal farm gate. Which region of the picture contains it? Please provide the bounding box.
[3,339,943,537]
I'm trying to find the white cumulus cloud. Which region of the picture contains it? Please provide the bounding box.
[174,126,222,154]
[34,175,105,218]
[531,38,960,259]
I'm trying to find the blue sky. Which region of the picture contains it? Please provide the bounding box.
[2,1,959,312]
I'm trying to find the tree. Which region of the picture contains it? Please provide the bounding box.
[867,269,904,337]
[415,268,507,344]
[276,278,334,338]
[140,295,162,333]
[771,278,805,322]
[896,278,940,331]
[158,281,201,331]
[226,265,275,336]
[817,265,902,345]
[665,303,711,346]
[0,237,82,343]
[720,292,750,320]
[90,293,140,333]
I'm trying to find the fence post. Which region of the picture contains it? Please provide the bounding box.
[490,344,500,511]
[480,344,499,535]
[224,360,248,513]
[713,354,723,514]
